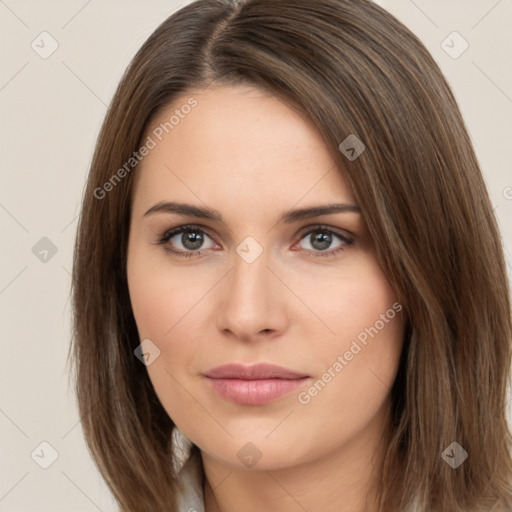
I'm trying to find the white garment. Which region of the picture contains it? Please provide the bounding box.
[172,426,206,512]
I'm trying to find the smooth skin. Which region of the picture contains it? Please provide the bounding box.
[126,84,405,512]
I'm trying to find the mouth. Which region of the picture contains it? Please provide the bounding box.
[202,363,311,405]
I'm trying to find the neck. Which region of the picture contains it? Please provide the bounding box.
[201,400,392,512]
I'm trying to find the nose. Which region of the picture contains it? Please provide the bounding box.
[215,247,289,343]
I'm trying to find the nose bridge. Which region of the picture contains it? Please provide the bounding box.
[216,242,284,338]
[229,232,272,294]
[230,246,272,309]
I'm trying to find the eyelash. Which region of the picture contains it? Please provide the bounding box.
[154,224,354,260]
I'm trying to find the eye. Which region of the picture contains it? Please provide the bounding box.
[156,225,218,258]
[294,226,354,258]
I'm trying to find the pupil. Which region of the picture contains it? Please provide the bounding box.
[312,231,331,251]
[183,230,203,250]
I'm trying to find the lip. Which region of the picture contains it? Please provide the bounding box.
[203,363,311,405]
[204,363,309,380]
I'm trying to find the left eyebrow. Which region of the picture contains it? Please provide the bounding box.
[143,201,361,224]
[280,203,361,223]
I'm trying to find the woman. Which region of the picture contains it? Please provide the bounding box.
[70,0,512,510]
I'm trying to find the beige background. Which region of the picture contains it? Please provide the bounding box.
[1,0,511,510]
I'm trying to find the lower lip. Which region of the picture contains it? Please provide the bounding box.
[205,377,309,405]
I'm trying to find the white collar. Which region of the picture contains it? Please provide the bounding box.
[172,426,206,512]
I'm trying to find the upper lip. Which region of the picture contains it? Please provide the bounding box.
[203,363,309,380]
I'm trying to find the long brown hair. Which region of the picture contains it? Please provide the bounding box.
[70,0,512,510]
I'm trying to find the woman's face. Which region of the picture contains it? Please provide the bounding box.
[127,84,405,470]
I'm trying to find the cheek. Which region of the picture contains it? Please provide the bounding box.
[127,240,206,341]
[297,257,405,408]
[126,244,215,386]
[127,271,183,341]
[126,246,207,423]
[290,280,403,457]
[297,254,403,354]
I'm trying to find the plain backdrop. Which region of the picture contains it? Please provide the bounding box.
[1,1,511,510]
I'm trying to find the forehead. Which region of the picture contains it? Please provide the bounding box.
[131,84,356,215]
